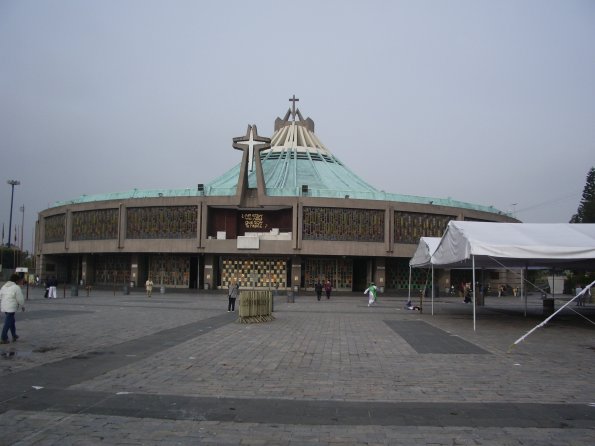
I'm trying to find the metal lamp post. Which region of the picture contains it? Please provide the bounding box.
[20,205,25,251]
[6,180,20,248]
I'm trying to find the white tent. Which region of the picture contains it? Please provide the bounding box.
[430,221,595,330]
[410,237,441,268]
[432,222,595,268]
[408,237,441,314]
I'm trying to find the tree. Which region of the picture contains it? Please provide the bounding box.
[570,167,595,223]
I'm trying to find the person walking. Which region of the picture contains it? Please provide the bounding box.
[145,277,154,297]
[364,282,378,307]
[228,279,239,312]
[1,273,25,344]
[48,276,58,299]
[314,280,323,301]
[324,280,332,299]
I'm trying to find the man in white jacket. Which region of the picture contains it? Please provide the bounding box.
[1,273,25,344]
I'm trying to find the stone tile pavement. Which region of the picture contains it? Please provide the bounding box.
[0,286,593,445]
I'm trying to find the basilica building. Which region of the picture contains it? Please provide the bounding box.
[35,99,516,293]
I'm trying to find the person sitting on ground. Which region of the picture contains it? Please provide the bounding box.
[405,300,421,311]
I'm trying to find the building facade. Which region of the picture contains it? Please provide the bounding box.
[35,101,516,292]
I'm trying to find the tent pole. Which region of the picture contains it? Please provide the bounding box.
[522,266,527,317]
[408,266,412,305]
[431,264,434,316]
[472,255,476,331]
[481,267,485,307]
[513,280,595,347]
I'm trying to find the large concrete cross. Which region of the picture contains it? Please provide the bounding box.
[289,94,299,120]
[232,125,271,173]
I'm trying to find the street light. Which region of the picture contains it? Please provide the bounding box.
[20,205,25,251]
[7,180,20,248]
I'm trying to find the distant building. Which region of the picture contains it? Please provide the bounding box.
[35,99,515,292]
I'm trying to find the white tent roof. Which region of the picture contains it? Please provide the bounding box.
[432,221,595,268]
[409,237,441,268]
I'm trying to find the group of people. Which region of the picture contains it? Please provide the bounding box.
[26,276,59,298]
[314,280,333,301]
[314,280,382,307]
[225,278,378,310]
[44,276,58,298]
[575,285,592,306]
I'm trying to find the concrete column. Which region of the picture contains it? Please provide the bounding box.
[204,254,214,290]
[291,256,301,291]
[118,204,125,249]
[130,254,139,287]
[198,202,205,249]
[385,207,393,253]
[36,254,45,279]
[293,201,301,250]
[81,255,88,286]
[65,209,71,251]
[374,258,386,292]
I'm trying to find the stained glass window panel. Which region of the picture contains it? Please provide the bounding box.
[72,209,118,241]
[303,207,384,242]
[127,206,197,239]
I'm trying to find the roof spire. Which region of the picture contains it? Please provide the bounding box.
[289,94,299,120]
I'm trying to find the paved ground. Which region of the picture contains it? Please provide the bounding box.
[0,285,593,445]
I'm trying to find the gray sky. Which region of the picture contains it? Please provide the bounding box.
[1,0,594,253]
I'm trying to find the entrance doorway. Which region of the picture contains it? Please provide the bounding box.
[190,256,198,289]
[353,258,368,292]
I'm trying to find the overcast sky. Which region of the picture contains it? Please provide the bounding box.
[1,0,594,252]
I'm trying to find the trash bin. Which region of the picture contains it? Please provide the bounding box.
[70,286,79,297]
[160,286,165,294]
[287,291,295,303]
[123,285,129,295]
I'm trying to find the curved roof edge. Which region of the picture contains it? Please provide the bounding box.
[50,187,506,216]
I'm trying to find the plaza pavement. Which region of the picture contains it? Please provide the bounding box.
[0,284,593,445]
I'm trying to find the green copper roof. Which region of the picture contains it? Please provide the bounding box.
[51,105,507,217]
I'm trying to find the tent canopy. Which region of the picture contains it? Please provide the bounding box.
[431,221,595,269]
[409,237,441,268]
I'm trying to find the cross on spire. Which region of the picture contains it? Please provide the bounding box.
[289,94,299,120]
[232,125,271,173]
